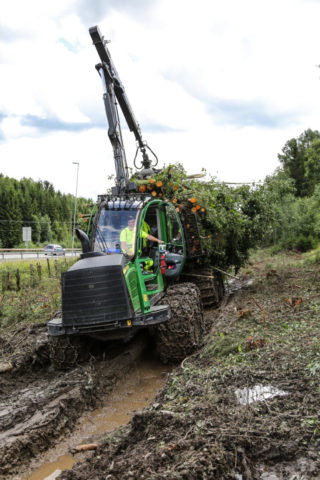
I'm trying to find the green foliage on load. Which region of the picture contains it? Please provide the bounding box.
[134,163,279,273]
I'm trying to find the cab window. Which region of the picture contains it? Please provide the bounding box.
[93,209,139,256]
[138,205,161,255]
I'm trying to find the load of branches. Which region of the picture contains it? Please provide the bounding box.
[133,163,275,273]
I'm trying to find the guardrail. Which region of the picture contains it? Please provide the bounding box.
[0,249,82,261]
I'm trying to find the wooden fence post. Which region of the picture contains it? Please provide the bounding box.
[2,272,8,293]
[54,260,59,277]
[47,258,51,277]
[15,269,21,291]
[30,264,36,286]
[36,263,42,280]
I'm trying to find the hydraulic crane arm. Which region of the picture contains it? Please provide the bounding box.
[89,25,157,194]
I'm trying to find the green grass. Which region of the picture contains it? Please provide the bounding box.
[0,257,77,331]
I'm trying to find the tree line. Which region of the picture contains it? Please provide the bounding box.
[264,128,320,252]
[0,175,91,248]
[1,127,320,259]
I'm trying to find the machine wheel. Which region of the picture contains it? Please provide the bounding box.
[49,335,90,370]
[155,283,204,363]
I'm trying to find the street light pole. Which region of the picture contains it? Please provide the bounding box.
[71,162,79,257]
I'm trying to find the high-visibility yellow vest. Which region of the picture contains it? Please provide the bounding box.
[142,221,150,248]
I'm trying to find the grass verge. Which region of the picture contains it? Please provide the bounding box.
[0,257,76,331]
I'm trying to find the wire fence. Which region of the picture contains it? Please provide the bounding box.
[0,256,78,293]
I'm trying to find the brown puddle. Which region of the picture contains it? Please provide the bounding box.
[23,456,74,480]
[23,356,171,480]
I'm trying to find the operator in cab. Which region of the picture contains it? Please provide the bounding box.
[120,216,163,257]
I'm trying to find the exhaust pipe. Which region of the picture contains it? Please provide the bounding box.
[76,229,91,253]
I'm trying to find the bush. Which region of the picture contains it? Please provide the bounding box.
[294,234,318,252]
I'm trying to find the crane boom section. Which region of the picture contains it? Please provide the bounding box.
[97,64,129,193]
[90,26,144,147]
[90,25,150,193]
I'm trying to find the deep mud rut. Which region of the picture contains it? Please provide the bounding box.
[0,327,149,479]
[21,354,171,480]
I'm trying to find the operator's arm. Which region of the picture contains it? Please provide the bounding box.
[146,233,164,244]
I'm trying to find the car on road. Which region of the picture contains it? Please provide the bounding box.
[44,244,65,256]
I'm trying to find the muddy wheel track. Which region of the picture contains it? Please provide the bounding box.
[0,329,147,478]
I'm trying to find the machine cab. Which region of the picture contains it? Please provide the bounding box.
[91,197,185,279]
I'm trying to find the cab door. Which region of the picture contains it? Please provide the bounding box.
[137,202,162,272]
[134,202,164,311]
[163,203,185,277]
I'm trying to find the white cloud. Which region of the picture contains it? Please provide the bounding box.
[0,128,112,200]
[1,117,37,138]
[1,0,320,199]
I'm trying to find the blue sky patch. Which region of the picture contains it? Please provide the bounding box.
[57,37,78,53]
[206,98,300,129]
[0,113,6,142]
[21,114,102,133]
[141,122,183,134]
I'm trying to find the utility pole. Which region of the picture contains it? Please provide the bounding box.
[71,162,79,256]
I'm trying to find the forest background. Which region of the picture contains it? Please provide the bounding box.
[0,175,91,249]
[1,128,320,273]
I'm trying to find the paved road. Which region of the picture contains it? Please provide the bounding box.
[0,252,80,261]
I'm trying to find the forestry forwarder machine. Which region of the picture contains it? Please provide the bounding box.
[48,26,223,368]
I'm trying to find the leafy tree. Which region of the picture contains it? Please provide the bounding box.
[259,168,320,253]
[278,129,320,197]
[304,138,320,195]
[31,214,41,244]
[0,182,22,247]
[40,214,53,243]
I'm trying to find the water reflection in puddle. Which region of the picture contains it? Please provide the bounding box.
[235,385,287,405]
[226,277,253,297]
[23,357,171,480]
[260,473,280,480]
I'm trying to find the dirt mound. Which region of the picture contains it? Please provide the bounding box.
[0,324,50,374]
[59,407,236,480]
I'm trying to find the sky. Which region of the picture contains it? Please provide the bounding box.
[1,0,320,200]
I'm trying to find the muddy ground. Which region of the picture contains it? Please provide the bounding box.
[1,250,320,479]
[0,327,147,478]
